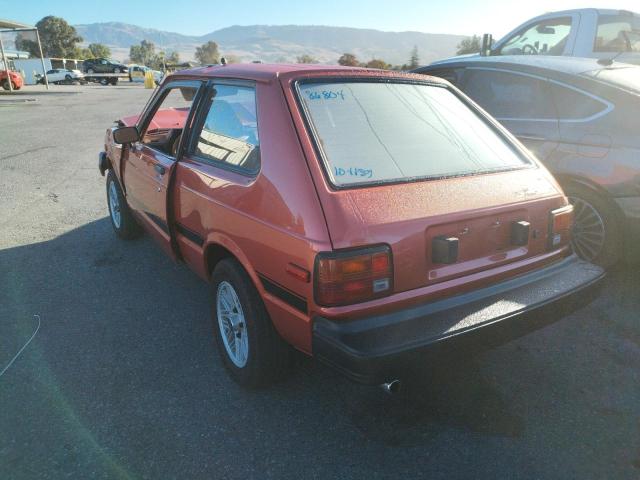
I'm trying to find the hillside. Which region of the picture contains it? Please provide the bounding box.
[73,22,466,65]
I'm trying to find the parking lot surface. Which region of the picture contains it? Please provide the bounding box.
[1,84,639,479]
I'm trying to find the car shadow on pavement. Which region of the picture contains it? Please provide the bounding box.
[1,218,638,478]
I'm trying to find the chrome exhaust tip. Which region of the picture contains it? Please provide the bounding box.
[380,379,401,395]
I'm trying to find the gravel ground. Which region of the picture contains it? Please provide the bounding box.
[0,84,639,480]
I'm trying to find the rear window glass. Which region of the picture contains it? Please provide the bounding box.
[298,81,529,187]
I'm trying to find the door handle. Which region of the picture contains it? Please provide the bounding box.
[154,164,166,176]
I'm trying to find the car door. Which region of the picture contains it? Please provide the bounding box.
[172,80,261,273]
[460,67,560,161]
[124,80,203,258]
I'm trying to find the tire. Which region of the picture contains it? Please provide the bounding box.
[65,74,72,80]
[87,68,94,74]
[564,183,622,268]
[106,170,142,240]
[100,78,108,86]
[211,259,290,387]
[1,80,10,90]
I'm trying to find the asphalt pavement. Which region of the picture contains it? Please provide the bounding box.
[0,84,639,480]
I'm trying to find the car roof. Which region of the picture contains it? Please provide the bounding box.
[172,62,439,83]
[417,55,636,77]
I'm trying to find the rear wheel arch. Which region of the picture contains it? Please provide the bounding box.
[556,174,624,219]
[204,240,262,290]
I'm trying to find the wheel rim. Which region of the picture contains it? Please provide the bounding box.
[568,196,606,262]
[108,180,122,228]
[216,281,249,368]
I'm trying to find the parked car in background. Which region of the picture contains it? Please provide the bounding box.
[99,64,603,388]
[434,9,640,66]
[37,68,85,84]
[83,58,128,74]
[128,65,163,85]
[414,56,640,266]
[0,70,23,90]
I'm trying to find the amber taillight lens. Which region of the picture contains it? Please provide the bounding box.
[548,205,574,249]
[315,245,393,307]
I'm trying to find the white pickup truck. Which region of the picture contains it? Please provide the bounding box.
[438,8,640,65]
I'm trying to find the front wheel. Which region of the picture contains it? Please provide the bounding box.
[1,80,11,90]
[106,170,142,240]
[211,259,290,387]
[87,68,95,74]
[565,184,621,267]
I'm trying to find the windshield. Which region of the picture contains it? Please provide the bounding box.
[297,81,529,187]
[497,17,573,56]
[584,66,640,93]
[595,14,640,53]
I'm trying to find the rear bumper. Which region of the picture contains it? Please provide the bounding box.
[312,255,604,385]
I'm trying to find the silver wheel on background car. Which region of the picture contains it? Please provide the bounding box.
[217,281,249,368]
[568,196,606,262]
[108,180,122,229]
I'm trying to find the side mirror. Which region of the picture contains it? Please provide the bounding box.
[481,33,494,56]
[113,126,140,144]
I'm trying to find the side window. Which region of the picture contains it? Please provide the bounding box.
[192,84,260,174]
[549,83,608,120]
[497,17,573,56]
[594,15,640,53]
[141,85,199,157]
[463,69,556,119]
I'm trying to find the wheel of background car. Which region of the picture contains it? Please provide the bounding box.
[106,170,142,240]
[211,258,291,387]
[100,78,108,86]
[1,80,10,90]
[87,68,94,74]
[65,74,71,80]
[565,184,622,268]
[522,44,538,55]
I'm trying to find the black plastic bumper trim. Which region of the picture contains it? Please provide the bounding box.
[312,255,605,385]
[259,274,308,314]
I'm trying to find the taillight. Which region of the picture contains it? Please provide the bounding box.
[315,245,393,307]
[548,205,574,249]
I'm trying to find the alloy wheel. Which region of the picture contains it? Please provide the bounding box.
[568,196,606,262]
[216,281,249,368]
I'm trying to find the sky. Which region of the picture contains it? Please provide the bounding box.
[0,0,639,37]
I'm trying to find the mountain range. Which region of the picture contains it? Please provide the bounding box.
[73,22,467,65]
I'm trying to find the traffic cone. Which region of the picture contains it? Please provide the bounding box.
[144,71,155,89]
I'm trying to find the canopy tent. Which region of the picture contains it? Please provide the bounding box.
[0,18,48,91]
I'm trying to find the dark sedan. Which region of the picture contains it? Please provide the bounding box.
[83,58,128,74]
[414,56,640,266]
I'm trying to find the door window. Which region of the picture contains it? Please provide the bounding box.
[497,17,573,56]
[192,84,260,174]
[594,14,640,53]
[463,69,556,119]
[141,85,199,158]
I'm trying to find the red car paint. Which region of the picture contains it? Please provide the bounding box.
[0,70,23,90]
[102,64,599,376]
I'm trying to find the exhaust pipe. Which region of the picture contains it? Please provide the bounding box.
[380,379,401,395]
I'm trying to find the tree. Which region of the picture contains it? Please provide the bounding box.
[296,54,318,64]
[195,41,220,65]
[456,35,482,55]
[129,40,156,66]
[364,59,390,69]
[88,43,111,59]
[409,46,420,69]
[16,16,82,58]
[338,53,359,66]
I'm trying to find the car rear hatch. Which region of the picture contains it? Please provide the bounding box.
[284,73,571,296]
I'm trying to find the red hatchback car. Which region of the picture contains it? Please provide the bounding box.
[99,64,604,388]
